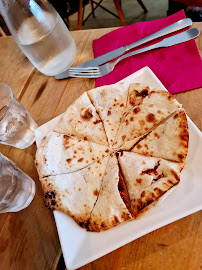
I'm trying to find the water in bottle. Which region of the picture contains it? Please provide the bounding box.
[0,0,77,76]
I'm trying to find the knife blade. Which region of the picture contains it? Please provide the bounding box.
[55,18,192,80]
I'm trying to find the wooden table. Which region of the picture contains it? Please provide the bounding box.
[0,23,201,270]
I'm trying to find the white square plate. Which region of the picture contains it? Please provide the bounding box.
[35,67,202,270]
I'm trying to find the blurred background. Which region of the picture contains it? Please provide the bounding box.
[0,0,202,35]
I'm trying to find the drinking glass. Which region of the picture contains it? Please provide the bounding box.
[0,0,77,76]
[0,153,35,213]
[0,83,38,149]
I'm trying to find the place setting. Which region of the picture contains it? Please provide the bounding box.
[0,1,202,270]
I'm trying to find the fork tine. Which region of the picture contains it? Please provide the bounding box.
[69,74,101,78]
[69,68,101,78]
[69,70,100,75]
[69,67,100,72]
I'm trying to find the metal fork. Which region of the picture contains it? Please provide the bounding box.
[67,28,199,78]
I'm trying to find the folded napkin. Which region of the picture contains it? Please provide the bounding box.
[93,10,202,94]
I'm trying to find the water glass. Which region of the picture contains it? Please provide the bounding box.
[0,83,37,149]
[0,153,35,213]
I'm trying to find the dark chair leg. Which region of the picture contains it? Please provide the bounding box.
[90,0,95,17]
[77,0,83,30]
[113,0,126,26]
[137,0,148,13]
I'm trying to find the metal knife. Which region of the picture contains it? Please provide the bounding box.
[55,18,192,80]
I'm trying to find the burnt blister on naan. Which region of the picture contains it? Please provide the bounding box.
[80,107,93,120]
[128,84,150,107]
[44,190,58,210]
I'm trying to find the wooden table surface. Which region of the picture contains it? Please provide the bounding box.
[0,23,201,270]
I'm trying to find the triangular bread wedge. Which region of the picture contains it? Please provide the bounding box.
[87,154,133,232]
[87,83,129,147]
[131,109,189,163]
[35,131,111,177]
[40,156,109,227]
[118,152,184,217]
[114,90,181,148]
[54,92,108,146]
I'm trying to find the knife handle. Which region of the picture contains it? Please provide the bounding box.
[124,18,192,52]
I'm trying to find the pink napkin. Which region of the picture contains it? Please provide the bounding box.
[93,10,202,94]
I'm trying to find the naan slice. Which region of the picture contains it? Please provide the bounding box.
[87,83,129,147]
[54,92,108,146]
[40,156,109,227]
[87,154,133,232]
[118,152,184,217]
[114,90,181,148]
[132,109,189,163]
[35,131,111,178]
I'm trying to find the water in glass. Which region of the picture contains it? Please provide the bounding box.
[0,84,38,149]
[0,153,35,213]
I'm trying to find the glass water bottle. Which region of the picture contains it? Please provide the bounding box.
[0,0,77,76]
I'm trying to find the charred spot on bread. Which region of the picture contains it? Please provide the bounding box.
[63,135,70,148]
[114,216,119,223]
[154,188,163,196]
[141,191,145,197]
[44,191,58,209]
[139,119,145,126]
[80,107,93,120]
[137,89,149,97]
[141,161,160,176]
[43,157,47,164]
[93,119,102,124]
[63,134,70,139]
[146,113,156,122]
[133,107,140,114]
[136,178,142,184]
[129,88,148,107]
[66,158,72,163]
[130,116,134,121]
[93,189,99,196]
[178,154,184,161]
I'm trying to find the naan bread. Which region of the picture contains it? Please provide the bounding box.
[114,90,181,148]
[87,83,129,147]
[35,82,189,232]
[35,131,111,178]
[87,155,133,232]
[40,156,109,227]
[54,92,108,146]
[118,152,184,217]
[131,109,189,162]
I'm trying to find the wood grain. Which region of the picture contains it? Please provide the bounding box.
[0,24,201,270]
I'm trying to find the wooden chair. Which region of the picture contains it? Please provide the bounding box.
[77,0,148,30]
